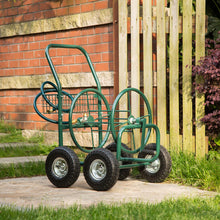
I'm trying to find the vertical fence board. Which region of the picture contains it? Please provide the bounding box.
[118,0,128,144]
[131,0,140,148]
[143,0,154,142]
[169,0,180,151]
[182,0,193,153]
[195,0,206,157]
[118,0,128,92]
[157,0,167,147]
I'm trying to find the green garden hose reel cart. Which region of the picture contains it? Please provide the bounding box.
[34,44,172,191]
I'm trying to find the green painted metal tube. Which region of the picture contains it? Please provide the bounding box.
[45,44,102,146]
[117,123,161,169]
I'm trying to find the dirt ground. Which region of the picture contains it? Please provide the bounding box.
[0,175,218,208]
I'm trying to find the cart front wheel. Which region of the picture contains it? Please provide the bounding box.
[46,146,80,188]
[138,144,172,183]
[83,148,119,191]
[106,142,132,180]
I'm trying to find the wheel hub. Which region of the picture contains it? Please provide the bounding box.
[89,159,107,181]
[52,157,68,178]
[145,155,161,174]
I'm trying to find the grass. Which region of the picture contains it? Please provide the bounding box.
[131,150,220,192]
[0,196,219,220]
[0,120,43,143]
[168,151,220,192]
[0,145,54,157]
[0,161,45,179]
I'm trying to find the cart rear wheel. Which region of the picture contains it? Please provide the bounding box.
[69,89,111,153]
[45,146,80,188]
[138,144,172,183]
[110,88,152,152]
[83,148,119,191]
[106,142,132,180]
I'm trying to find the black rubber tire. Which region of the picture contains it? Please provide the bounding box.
[106,142,132,180]
[45,146,80,188]
[138,143,172,183]
[83,148,119,191]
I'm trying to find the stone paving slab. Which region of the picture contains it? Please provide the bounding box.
[0,156,46,165]
[0,175,218,208]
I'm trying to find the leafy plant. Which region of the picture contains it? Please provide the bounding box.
[192,38,220,146]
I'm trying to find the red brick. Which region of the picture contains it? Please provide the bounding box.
[52,57,63,65]
[95,1,108,10]
[29,42,40,50]
[44,32,57,40]
[82,63,91,72]
[95,25,108,34]
[88,35,101,44]
[102,52,113,62]
[55,7,69,17]
[95,43,109,53]
[28,3,40,13]
[0,45,8,53]
[7,8,18,16]
[95,62,109,71]
[19,60,30,68]
[90,53,102,63]
[9,45,18,52]
[20,44,29,51]
[3,69,14,76]
[69,5,81,14]
[56,65,69,74]
[81,3,94,13]
[63,56,74,65]
[43,10,55,19]
[24,67,35,75]
[9,60,19,68]
[5,105,16,112]
[102,33,113,43]
[69,64,82,73]
[0,61,9,68]
[24,51,34,59]
[75,55,87,64]
[34,50,44,58]
[29,59,40,67]
[39,3,51,11]
[34,35,44,42]
[18,6,28,14]
[14,68,24,76]
[75,37,88,45]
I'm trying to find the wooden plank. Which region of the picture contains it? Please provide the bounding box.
[118,0,128,92]
[195,0,206,157]
[169,0,180,151]
[113,0,119,99]
[157,0,167,147]
[143,0,154,143]
[182,0,193,153]
[131,0,140,149]
[118,0,128,145]
[127,16,198,34]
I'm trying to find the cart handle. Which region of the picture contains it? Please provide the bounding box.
[45,44,101,92]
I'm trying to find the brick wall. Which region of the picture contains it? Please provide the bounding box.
[0,0,111,25]
[0,0,113,131]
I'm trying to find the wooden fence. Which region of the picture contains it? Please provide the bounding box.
[115,0,207,157]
